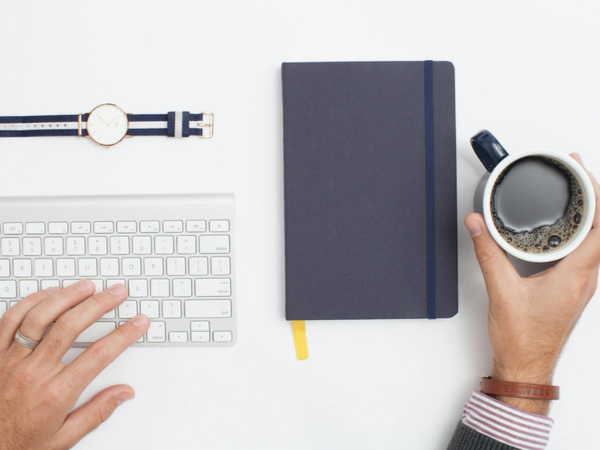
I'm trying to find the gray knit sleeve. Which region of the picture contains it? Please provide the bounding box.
[447,421,519,450]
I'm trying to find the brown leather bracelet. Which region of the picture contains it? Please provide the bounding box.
[480,376,560,400]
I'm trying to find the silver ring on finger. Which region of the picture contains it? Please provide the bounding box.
[14,329,42,350]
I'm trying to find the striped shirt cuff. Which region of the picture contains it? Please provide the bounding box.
[462,391,554,450]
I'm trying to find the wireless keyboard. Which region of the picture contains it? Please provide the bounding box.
[0,194,236,347]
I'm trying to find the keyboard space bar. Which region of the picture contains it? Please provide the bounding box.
[75,322,116,343]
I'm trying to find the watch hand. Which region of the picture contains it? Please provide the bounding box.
[94,114,109,125]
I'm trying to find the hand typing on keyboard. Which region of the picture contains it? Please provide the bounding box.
[0,281,149,450]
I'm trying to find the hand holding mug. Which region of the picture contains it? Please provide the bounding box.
[465,151,599,415]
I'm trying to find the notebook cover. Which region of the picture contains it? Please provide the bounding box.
[282,61,457,320]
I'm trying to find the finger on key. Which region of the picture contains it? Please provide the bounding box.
[58,314,149,399]
[15,281,96,344]
[36,283,129,360]
[0,287,60,353]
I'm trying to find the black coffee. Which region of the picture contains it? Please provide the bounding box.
[490,156,586,253]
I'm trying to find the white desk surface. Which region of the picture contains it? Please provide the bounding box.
[0,1,598,448]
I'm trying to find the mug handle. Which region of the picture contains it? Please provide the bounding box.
[470,130,509,173]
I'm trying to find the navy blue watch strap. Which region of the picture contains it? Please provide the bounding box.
[0,114,86,137]
[128,112,208,137]
[0,111,211,139]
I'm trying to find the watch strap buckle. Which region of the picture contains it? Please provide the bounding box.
[198,112,214,139]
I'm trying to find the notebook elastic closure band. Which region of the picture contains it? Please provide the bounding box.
[292,320,309,360]
[424,60,436,320]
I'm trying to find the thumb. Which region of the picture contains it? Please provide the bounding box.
[464,213,518,287]
[53,385,134,449]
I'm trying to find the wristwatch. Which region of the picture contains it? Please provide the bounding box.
[0,103,214,147]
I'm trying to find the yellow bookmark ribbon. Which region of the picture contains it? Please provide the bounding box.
[292,320,309,360]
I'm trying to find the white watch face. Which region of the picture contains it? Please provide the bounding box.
[87,104,128,146]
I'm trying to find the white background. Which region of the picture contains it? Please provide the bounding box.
[0,1,598,448]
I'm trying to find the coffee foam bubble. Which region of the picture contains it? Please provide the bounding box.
[490,156,586,254]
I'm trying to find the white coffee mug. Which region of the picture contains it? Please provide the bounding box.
[471,130,596,263]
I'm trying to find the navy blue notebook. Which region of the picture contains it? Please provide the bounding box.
[282,61,458,320]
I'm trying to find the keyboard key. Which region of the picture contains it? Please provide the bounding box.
[0,281,17,299]
[1,238,20,256]
[0,260,9,278]
[66,237,86,255]
[0,302,6,318]
[25,222,45,235]
[191,321,210,332]
[140,300,160,319]
[117,221,137,233]
[129,279,148,298]
[186,220,206,233]
[75,322,116,343]
[110,236,129,255]
[100,258,120,276]
[162,300,182,318]
[3,223,23,235]
[169,331,188,343]
[173,278,192,297]
[150,279,169,297]
[90,279,104,293]
[176,235,196,254]
[119,300,137,318]
[191,331,210,342]
[155,236,174,255]
[102,309,116,319]
[140,221,160,233]
[19,280,38,297]
[93,221,114,234]
[132,236,152,255]
[166,257,185,276]
[44,237,63,256]
[199,235,230,254]
[211,257,231,275]
[41,280,60,289]
[71,222,91,234]
[163,221,183,232]
[213,331,233,342]
[195,278,231,297]
[147,321,166,343]
[34,259,54,277]
[63,279,80,288]
[106,279,125,290]
[48,222,68,234]
[56,258,76,277]
[13,259,32,277]
[209,220,230,232]
[184,300,232,318]
[189,257,208,276]
[144,258,163,276]
[122,258,141,276]
[78,258,97,277]
[23,238,42,256]
[89,237,108,255]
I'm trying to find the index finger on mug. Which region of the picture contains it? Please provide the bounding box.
[557,153,600,273]
[56,314,149,400]
[570,152,600,228]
